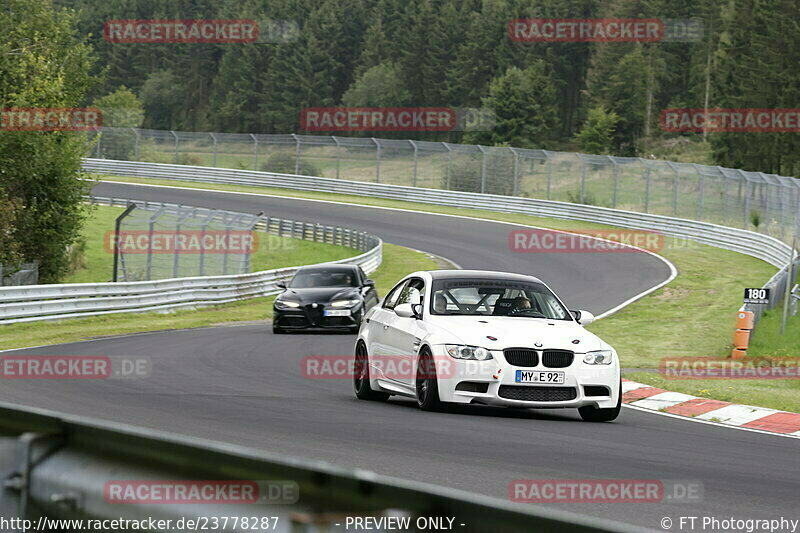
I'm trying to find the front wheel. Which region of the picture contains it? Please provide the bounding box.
[578,382,622,422]
[416,351,442,412]
[354,343,389,401]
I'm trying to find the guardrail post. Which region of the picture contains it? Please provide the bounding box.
[146,208,165,281]
[250,133,258,170]
[410,140,419,188]
[199,211,217,277]
[611,157,619,208]
[210,133,218,167]
[171,130,179,164]
[545,152,552,200]
[672,165,679,215]
[510,148,520,196]
[478,145,488,194]
[332,136,341,180]
[131,128,141,161]
[372,138,381,183]
[173,207,195,278]
[112,203,137,282]
[580,159,587,204]
[443,142,453,190]
[292,134,301,174]
[696,166,705,220]
[95,128,102,158]
[781,238,797,334]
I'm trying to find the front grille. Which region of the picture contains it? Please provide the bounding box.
[503,348,539,367]
[322,316,354,327]
[498,386,577,402]
[455,381,489,393]
[304,304,324,326]
[278,316,308,327]
[542,350,574,368]
[584,385,610,397]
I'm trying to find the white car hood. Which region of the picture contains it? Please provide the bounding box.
[426,316,607,352]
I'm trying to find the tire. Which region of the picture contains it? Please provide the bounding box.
[578,382,622,422]
[415,350,442,412]
[354,343,389,401]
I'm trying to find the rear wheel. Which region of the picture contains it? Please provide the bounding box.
[354,343,389,401]
[416,350,442,412]
[578,382,622,422]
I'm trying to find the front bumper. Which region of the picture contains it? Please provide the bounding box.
[274,304,362,330]
[431,345,620,409]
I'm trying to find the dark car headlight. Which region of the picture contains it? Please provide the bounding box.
[274,299,301,310]
[330,298,360,308]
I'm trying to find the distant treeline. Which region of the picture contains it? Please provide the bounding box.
[62,0,800,175]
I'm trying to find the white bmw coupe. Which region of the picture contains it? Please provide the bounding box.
[354,270,621,422]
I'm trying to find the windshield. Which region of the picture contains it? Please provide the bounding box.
[289,269,357,288]
[429,278,571,320]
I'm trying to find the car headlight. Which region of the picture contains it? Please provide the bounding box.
[331,299,360,308]
[446,345,493,361]
[274,299,301,310]
[583,350,613,365]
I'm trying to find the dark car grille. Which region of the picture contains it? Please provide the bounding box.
[503,348,539,367]
[498,386,577,402]
[304,304,324,326]
[542,350,574,368]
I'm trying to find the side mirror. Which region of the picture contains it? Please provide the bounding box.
[571,309,595,326]
[276,281,287,290]
[363,279,375,287]
[395,303,417,318]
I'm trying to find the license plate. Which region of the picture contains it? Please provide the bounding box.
[515,370,565,384]
[324,309,351,317]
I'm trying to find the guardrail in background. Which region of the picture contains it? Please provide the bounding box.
[84,158,797,333]
[0,402,641,533]
[0,196,381,325]
[88,127,800,247]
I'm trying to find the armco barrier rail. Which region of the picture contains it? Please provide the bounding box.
[0,196,381,325]
[84,158,796,329]
[0,402,642,533]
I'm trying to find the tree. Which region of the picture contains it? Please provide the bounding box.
[341,62,411,107]
[93,86,144,160]
[474,62,559,148]
[139,70,184,130]
[0,0,95,282]
[574,106,619,155]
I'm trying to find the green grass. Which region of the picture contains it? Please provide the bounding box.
[0,243,440,351]
[64,205,359,283]
[749,307,800,358]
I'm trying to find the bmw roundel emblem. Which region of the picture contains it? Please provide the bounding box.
[534,342,543,348]
[311,303,318,308]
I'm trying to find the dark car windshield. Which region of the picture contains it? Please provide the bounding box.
[429,278,571,320]
[289,269,358,288]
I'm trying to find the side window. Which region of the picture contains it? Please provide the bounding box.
[396,278,425,306]
[382,280,407,310]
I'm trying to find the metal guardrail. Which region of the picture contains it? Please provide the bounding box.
[0,196,381,325]
[83,158,796,333]
[0,401,644,533]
